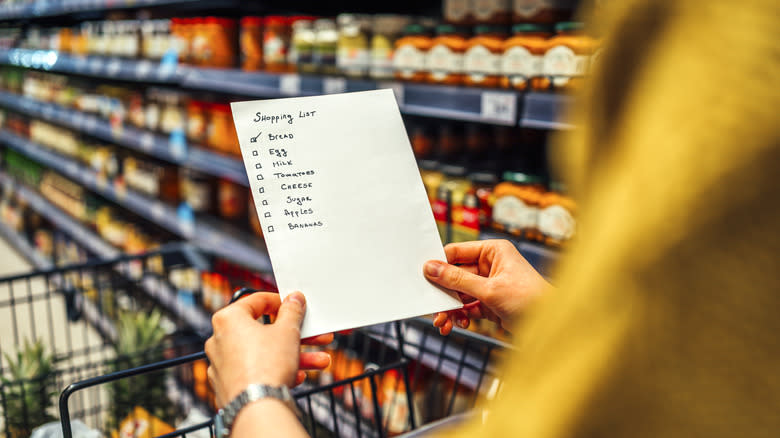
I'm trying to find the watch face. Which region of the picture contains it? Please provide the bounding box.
[215,412,227,438]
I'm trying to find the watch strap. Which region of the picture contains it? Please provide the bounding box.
[215,384,301,437]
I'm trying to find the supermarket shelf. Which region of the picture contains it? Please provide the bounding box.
[0,49,572,127]
[183,69,523,126]
[0,49,182,83]
[0,130,273,272]
[0,90,249,185]
[0,171,213,336]
[0,172,119,258]
[0,0,204,20]
[479,229,559,277]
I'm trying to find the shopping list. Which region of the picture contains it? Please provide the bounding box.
[231,89,462,338]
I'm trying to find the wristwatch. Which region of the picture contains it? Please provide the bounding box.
[214,383,302,437]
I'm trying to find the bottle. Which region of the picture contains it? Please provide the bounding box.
[501,23,551,90]
[463,25,507,87]
[426,24,468,85]
[540,22,596,91]
[393,24,432,82]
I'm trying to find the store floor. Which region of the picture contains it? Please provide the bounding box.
[0,238,111,431]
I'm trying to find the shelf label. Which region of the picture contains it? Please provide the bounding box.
[89,57,103,74]
[139,132,154,151]
[177,202,195,235]
[279,74,301,96]
[159,50,178,79]
[106,58,121,76]
[135,60,152,79]
[151,203,166,221]
[481,91,517,124]
[323,77,347,94]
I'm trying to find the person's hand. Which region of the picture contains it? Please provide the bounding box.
[204,291,334,408]
[424,240,552,335]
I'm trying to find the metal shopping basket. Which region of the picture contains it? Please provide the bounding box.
[58,284,510,438]
[0,242,508,437]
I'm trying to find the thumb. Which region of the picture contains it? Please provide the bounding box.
[276,292,307,333]
[424,261,488,301]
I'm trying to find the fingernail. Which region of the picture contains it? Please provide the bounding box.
[425,261,443,278]
[458,318,469,329]
[285,292,305,307]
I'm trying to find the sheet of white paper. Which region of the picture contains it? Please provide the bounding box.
[231,89,462,338]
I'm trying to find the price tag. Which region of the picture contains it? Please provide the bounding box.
[279,74,301,96]
[151,203,166,221]
[135,60,152,79]
[323,77,347,94]
[378,81,405,106]
[140,132,154,151]
[106,58,121,76]
[89,57,103,74]
[480,91,517,124]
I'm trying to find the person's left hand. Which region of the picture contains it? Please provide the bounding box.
[204,291,333,408]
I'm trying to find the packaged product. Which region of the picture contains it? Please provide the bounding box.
[463,25,507,87]
[500,23,551,90]
[426,24,468,85]
[394,24,432,82]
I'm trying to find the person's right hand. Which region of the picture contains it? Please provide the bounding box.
[424,239,552,335]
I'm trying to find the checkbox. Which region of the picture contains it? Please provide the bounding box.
[267,226,275,233]
[264,212,271,218]
[256,174,264,180]
[262,200,268,206]
[258,187,265,194]
[252,150,258,156]
[255,163,262,169]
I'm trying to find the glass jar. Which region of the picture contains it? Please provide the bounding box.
[501,23,551,90]
[290,17,316,73]
[369,15,408,79]
[540,22,596,90]
[181,169,214,215]
[437,165,472,243]
[472,0,511,24]
[263,16,292,73]
[443,0,472,25]
[537,181,576,247]
[426,24,468,85]
[208,103,240,156]
[409,120,434,159]
[186,100,207,144]
[492,172,544,238]
[393,24,432,82]
[240,16,264,71]
[189,18,208,66]
[217,179,248,225]
[468,171,498,230]
[512,0,575,24]
[313,19,338,75]
[337,14,372,78]
[463,25,507,87]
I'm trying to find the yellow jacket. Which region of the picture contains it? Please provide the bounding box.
[454,0,779,436]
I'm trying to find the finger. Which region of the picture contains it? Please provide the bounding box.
[424,261,489,300]
[433,312,449,327]
[300,351,331,370]
[457,264,480,275]
[439,319,453,336]
[207,365,216,388]
[295,370,306,386]
[229,292,282,319]
[443,241,494,264]
[303,333,334,346]
[276,292,306,332]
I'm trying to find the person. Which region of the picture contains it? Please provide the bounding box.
[205,0,779,436]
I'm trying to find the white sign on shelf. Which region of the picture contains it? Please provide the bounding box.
[480,91,517,124]
[279,74,301,96]
[323,77,347,95]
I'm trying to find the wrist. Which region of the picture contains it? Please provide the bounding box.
[215,383,301,437]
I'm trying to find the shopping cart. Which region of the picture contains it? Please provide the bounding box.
[0,243,509,437]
